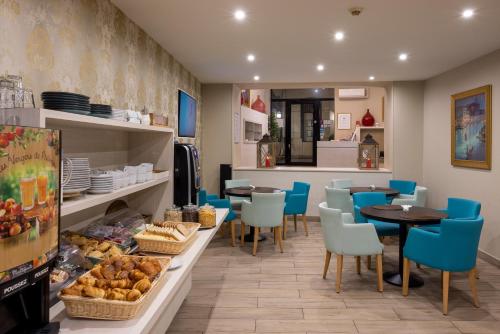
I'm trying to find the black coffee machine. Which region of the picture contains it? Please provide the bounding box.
[174,143,201,207]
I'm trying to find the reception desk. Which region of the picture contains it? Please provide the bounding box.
[317,141,358,168]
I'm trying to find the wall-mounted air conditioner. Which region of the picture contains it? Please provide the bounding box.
[338,88,368,99]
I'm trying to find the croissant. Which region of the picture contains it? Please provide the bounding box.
[97,241,112,252]
[105,291,126,301]
[61,286,82,296]
[77,276,96,287]
[110,279,128,289]
[138,262,158,278]
[121,260,135,272]
[129,269,147,281]
[115,270,129,280]
[126,289,142,301]
[132,278,151,293]
[95,279,109,289]
[82,286,106,298]
[90,266,104,279]
[112,288,129,295]
[101,264,116,280]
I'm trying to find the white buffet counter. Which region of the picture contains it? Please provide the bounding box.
[317,140,358,168]
[50,208,229,334]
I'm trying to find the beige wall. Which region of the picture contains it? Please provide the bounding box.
[392,81,424,183]
[201,84,233,194]
[423,49,500,260]
[0,0,201,146]
[334,87,386,140]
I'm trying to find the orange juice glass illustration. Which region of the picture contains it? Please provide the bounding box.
[20,177,36,210]
[37,174,48,205]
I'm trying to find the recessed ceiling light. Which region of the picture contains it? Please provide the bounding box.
[369,76,375,81]
[314,89,319,93]
[316,64,325,71]
[398,53,408,61]
[334,31,345,41]
[247,54,255,62]
[462,8,475,19]
[234,9,246,21]
[253,75,260,81]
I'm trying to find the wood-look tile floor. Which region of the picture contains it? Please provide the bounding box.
[168,220,500,334]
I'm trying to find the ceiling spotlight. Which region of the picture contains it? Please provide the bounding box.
[334,31,345,41]
[316,64,325,71]
[399,53,408,61]
[314,89,319,93]
[462,8,475,19]
[253,75,260,81]
[234,9,246,21]
[369,76,375,81]
[247,54,255,62]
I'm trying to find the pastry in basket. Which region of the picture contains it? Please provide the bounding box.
[142,224,187,241]
[63,232,125,260]
[77,276,96,287]
[176,224,190,237]
[132,278,151,293]
[126,289,142,301]
[105,290,126,301]
[83,286,106,298]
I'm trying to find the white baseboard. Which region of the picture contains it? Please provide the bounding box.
[478,249,500,268]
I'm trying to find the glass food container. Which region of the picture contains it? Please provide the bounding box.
[182,203,199,222]
[198,204,216,228]
[164,206,182,222]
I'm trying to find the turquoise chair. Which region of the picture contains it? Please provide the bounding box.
[283,182,311,239]
[241,192,286,255]
[392,186,428,207]
[325,187,353,214]
[225,179,251,209]
[420,198,481,233]
[390,179,417,195]
[353,192,399,237]
[403,216,484,315]
[198,189,238,246]
[319,202,384,293]
[331,179,352,189]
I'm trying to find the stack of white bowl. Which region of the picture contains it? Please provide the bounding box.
[124,166,138,185]
[105,170,128,190]
[62,157,91,195]
[137,163,153,183]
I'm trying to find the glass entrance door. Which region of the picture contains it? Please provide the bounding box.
[285,100,320,165]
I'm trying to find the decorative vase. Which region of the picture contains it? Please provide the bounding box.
[251,95,266,113]
[361,109,375,126]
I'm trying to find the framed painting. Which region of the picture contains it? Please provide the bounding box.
[451,85,492,169]
[337,113,351,130]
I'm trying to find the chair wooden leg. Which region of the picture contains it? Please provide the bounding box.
[240,222,245,246]
[293,214,297,232]
[468,268,480,308]
[376,254,383,292]
[302,214,309,236]
[356,256,361,275]
[282,215,287,240]
[402,257,410,296]
[252,227,259,256]
[276,226,284,253]
[336,254,343,293]
[442,271,450,315]
[230,221,236,247]
[219,223,225,237]
[366,255,371,270]
[273,227,276,244]
[323,250,331,279]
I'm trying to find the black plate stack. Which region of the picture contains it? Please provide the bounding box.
[90,104,112,118]
[41,91,90,115]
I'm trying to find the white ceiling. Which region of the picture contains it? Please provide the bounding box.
[112,0,500,84]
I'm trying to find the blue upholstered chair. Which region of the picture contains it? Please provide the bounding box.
[319,203,384,293]
[392,186,428,207]
[241,192,286,255]
[325,187,353,214]
[353,192,399,237]
[331,179,352,189]
[389,180,417,195]
[403,216,484,315]
[420,198,481,234]
[283,182,311,239]
[198,189,238,246]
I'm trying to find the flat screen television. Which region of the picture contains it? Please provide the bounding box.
[178,90,197,138]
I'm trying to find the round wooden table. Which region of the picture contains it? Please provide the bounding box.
[224,186,281,242]
[361,205,447,287]
[349,187,400,198]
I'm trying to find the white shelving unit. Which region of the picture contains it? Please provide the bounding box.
[1,108,174,228]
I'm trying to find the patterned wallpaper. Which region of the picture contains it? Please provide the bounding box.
[0,0,201,146]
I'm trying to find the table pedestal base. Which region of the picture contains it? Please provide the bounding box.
[383,271,424,287]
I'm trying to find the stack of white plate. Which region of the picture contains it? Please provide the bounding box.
[111,109,126,122]
[89,174,114,194]
[63,158,91,196]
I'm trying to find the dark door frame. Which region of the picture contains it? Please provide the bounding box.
[284,99,321,166]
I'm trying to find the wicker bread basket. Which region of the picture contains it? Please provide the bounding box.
[133,222,200,255]
[58,255,171,320]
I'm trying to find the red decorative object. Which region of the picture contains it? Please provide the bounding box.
[366,158,372,168]
[265,155,271,168]
[251,95,266,113]
[361,109,375,126]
